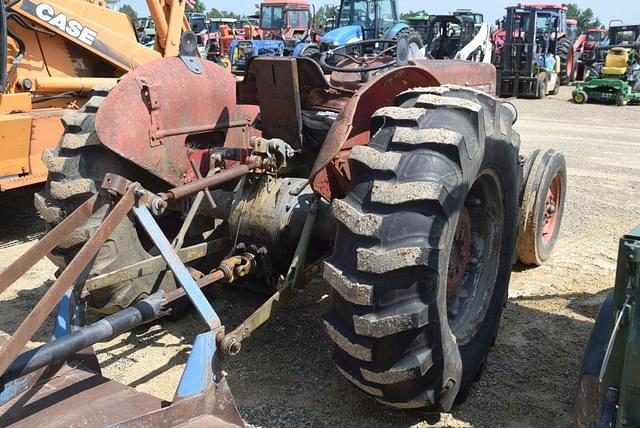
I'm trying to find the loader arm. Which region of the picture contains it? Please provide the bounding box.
[10,0,156,71]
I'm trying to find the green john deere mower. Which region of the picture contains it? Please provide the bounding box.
[573,25,640,106]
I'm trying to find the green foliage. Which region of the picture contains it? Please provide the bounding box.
[192,0,206,14]
[400,9,428,20]
[313,5,337,28]
[118,4,137,22]
[567,3,602,31]
[206,8,247,20]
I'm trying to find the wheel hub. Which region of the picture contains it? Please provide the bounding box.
[542,174,562,244]
[447,207,472,298]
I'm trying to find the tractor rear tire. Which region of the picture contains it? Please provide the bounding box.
[516,149,566,265]
[393,27,423,51]
[34,85,176,314]
[324,86,521,410]
[558,37,576,85]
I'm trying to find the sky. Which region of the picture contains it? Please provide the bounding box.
[122,0,640,28]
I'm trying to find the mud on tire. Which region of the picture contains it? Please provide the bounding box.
[34,85,175,314]
[323,86,521,410]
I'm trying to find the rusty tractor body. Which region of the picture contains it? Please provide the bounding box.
[0,35,566,425]
[0,0,193,191]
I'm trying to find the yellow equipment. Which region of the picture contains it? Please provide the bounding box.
[601,47,629,75]
[0,0,189,191]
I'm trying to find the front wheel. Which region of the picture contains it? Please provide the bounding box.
[324,86,521,410]
[516,149,567,265]
[573,90,588,104]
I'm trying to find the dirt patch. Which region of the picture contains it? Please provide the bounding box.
[1,86,639,427]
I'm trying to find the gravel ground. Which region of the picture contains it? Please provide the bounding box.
[1,85,639,427]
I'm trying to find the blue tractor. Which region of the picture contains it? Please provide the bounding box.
[314,0,422,55]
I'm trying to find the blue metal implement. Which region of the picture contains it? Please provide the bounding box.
[175,330,220,400]
[133,204,221,329]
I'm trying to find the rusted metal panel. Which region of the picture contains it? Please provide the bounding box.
[253,58,302,147]
[237,57,350,112]
[96,57,260,187]
[412,60,497,94]
[0,364,163,427]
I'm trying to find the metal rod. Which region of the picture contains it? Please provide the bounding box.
[0,292,165,385]
[172,191,205,251]
[189,158,216,210]
[84,239,229,293]
[0,194,97,294]
[164,269,226,304]
[133,204,221,330]
[0,187,136,376]
[154,119,249,139]
[162,163,256,201]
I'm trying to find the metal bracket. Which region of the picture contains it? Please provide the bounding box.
[179,31,203,74]
[136,76,164,147]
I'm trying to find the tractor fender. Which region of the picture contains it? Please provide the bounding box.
[292,41,314,57]
[320,25,362,46]
[95,56,260,187]
[310,60,496,200]
[575,292,615,427]
[383,22,410,40]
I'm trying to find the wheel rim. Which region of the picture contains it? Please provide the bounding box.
[447,172,504,345]
[447,207,472,299]
[575,92,584,103]
[542,173,562,245]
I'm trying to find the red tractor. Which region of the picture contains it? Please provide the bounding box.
[0,34,566,424]
[573,28,606,79]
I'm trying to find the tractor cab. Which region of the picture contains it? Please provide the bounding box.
[424,15,477,59]
[609,25,640,48]
[452,9,484,33]
[134,17,156,44]
[259,0,312,41]
[320,0,405,49]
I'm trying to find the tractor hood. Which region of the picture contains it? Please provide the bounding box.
[321,25,363,46]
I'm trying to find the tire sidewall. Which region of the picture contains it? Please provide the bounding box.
[533,152,567,261]
[455,134,521,391]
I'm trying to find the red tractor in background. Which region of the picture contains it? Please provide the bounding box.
[493,3,579,85]
[573,28,606,79]
[206,18,261,67]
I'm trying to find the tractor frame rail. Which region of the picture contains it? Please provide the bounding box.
[0,162,317,426]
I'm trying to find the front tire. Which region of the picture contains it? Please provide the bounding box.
[324,86,521,410]
[516,149,566,265]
